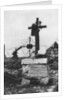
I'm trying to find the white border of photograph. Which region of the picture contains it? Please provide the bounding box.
[0,0,52,6]
[1,5,61,99]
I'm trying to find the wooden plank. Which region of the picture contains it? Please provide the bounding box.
[21,58,47,64]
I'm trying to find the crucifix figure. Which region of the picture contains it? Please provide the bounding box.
[28,18,47,56]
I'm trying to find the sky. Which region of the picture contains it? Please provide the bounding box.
[4,9,58,57]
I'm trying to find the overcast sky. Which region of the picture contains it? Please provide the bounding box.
[4,9,58,57]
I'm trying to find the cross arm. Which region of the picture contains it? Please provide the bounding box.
[38,25,47,29]
[28,25,47,30]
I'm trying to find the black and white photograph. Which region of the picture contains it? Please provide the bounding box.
[1,5,61,98]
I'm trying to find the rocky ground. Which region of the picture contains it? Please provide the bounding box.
[4,62,58,95]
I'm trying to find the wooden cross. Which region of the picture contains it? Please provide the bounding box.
[28,18,47,56]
